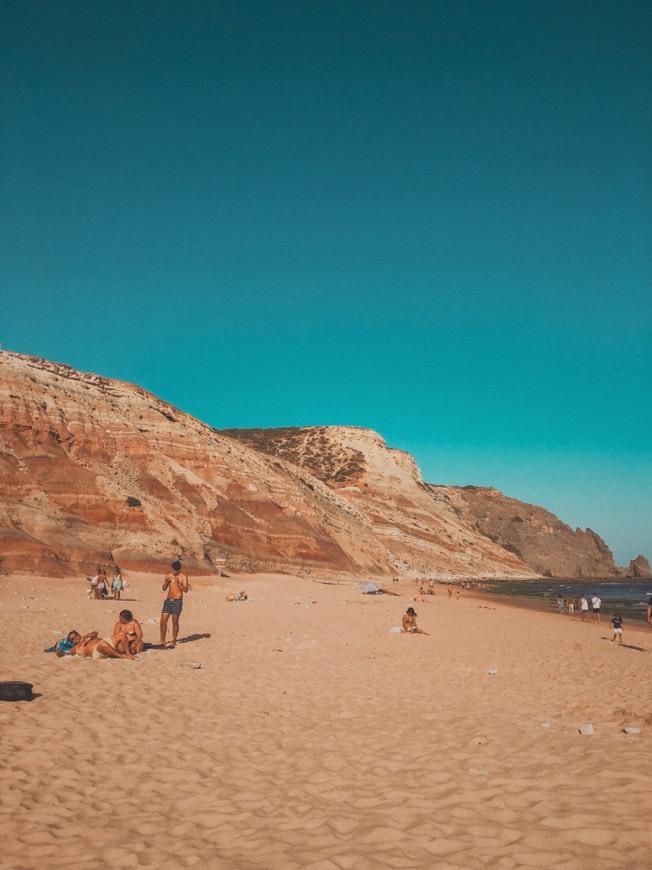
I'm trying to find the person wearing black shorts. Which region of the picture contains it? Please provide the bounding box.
[158,560,188,648]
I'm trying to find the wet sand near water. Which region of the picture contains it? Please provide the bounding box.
[1,572,651,869]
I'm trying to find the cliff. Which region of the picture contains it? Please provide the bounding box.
[425,485,618,579]
[0,351,534,579]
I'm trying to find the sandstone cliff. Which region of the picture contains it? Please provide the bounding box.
[225,428,623,580]
[221,426,535,578]
[0,352,534,579]
[425,485,618,579]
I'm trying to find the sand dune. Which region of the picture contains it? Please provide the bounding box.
[1,573,650,868]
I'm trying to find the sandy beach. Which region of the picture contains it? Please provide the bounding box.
[1,572,650,869]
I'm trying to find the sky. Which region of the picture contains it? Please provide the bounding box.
[1,1,650,565]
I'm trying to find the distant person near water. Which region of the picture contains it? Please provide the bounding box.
[567,599,575,616]
[401,607,429,635]
[159,560,189,648]
[579,595,589,621]
[557,595,564,613]
[591,594,602,623]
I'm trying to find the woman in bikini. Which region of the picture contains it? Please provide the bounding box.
[401,607,429,635]
[112,610,144,654]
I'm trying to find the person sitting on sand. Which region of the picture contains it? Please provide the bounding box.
[112,610,144,654]
[611,612,624,643]
[401,607,429,635]
[57,630,135,660]
[158,559,189,648]
[236,591,248,601]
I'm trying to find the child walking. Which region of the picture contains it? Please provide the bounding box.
[611,612,624,643]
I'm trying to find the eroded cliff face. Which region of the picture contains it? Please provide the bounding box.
[426,485,618,579]
[0,352,534,579]
[222,426,536,578]
[0,353,389,577]
[225,428,626,580]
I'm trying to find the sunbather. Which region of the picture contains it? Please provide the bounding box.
[57,630,135,660]
[112,610,144,654]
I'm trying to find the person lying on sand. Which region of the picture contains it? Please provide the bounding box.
[401,607,429,635]
[112,610,144,654]
[56,631,135,660]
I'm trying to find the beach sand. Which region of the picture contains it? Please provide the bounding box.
[1,572,650,869]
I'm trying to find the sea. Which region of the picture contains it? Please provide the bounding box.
[483,579,652,619]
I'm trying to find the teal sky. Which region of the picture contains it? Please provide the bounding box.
[2,1,650,565]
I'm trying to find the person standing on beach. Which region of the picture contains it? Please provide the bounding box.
[646,597,651,625]
[112,567,123,600]
[579,595,589,621]
[158,559,188,648]
[611,612,624,643]
[591,593,602,623]
[95,568,109,599]
[567,598,575,616]
[557,595,564,613]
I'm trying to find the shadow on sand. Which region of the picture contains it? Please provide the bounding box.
[601,637,647,652]
[144,633,211,651]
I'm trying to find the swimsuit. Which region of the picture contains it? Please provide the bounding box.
[162,598,183,615]
[91,639,114,659]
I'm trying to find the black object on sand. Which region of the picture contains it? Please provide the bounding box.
[0,681,34,701]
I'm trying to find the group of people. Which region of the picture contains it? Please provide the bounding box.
[87,567,125,600]
[55,610,144,660]
[555,593,628,642]
[56,560,189,660]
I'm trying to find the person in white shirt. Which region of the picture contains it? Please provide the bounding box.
[591,594,602,623]
[579,596,589,622]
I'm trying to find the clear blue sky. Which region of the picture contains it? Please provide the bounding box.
[2,1,650,565]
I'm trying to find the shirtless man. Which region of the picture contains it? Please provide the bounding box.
[158,560,188,648]
[57,630,135,660]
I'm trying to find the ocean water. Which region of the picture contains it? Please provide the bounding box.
[484,579,652,618]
